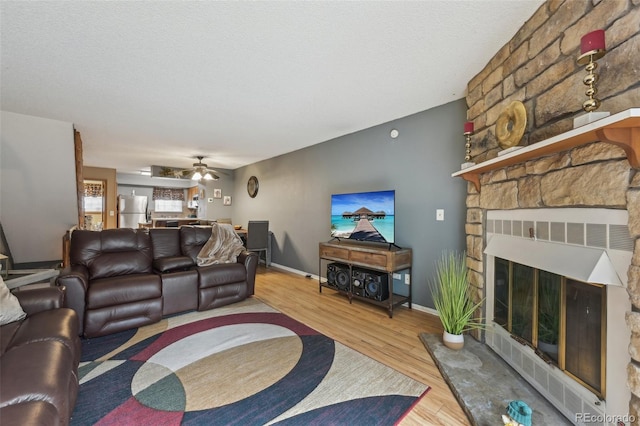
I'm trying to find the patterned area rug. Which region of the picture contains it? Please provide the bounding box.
[72,298,429,425]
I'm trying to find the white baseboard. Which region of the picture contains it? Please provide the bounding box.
[268,262,319,280]
[411,304,439,316]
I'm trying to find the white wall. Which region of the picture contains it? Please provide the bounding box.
[0,111,77,264]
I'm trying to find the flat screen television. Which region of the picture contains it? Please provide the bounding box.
[330,190,395,244]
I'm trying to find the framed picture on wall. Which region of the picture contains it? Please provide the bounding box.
[213,188,222,199]
[223,196,232,206]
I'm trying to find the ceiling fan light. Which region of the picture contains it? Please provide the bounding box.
[192,171,202,180]
[203,172,214,180]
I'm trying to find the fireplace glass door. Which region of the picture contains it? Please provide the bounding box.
[493,257,605,397]
[512,264,534,343]
[565,279,605,394]
[537,270,560,363]
[494,258,509,328]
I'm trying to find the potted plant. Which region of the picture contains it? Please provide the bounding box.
[429,251,485,350]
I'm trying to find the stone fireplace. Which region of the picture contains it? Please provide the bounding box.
[459,1,640,423]
[455,111,639,423]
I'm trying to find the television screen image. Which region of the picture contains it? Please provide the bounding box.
[331,190,395,243]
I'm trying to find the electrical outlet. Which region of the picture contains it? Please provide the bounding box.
[393,273,401,280]
[404,274,410,285]
[436,209,444,221]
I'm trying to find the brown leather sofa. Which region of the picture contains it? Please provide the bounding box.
[56,226,258,338]
[0,286,81,426]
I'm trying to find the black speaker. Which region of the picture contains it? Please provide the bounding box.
[327,263,350,291]
[357,269,389,301]
[351,269,367,297]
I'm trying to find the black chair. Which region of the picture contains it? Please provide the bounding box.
[246,221,269,267]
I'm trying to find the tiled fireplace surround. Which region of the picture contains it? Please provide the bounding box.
[461,1,640,423]
[480,206,632,422]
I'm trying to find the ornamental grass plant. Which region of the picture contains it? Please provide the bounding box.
[429,251,485,335]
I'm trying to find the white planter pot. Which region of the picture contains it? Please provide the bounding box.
[443,331,464,350]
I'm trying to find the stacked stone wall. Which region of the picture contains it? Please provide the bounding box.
[463,0,640,418]
[467,0,639,164]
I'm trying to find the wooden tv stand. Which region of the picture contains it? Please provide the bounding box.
[318,241,412,318]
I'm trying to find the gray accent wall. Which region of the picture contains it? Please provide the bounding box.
[232,99,468,308]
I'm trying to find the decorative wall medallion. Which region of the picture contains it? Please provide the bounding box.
[247,176,259,198]
[496,100,527,149]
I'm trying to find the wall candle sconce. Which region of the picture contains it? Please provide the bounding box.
[574,29,610,128]
[462,121,475,169]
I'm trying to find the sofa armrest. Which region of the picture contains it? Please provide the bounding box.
[12,286,65,316]
[55,265,89,335]
[238,251,258,295]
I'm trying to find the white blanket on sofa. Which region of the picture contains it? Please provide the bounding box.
[196,223,246,266]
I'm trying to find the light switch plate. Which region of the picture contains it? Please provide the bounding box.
[436,209,444,221]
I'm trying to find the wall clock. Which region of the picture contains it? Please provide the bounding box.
[247,176,259,198]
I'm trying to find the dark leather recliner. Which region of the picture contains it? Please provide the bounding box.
[178,226,256,311]
[0,286,81,426]
[57,228,162,337]
[149,226,257,313]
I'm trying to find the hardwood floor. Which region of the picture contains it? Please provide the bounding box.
[253,266,471,425]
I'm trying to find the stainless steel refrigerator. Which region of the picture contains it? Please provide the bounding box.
[118,195,148,228]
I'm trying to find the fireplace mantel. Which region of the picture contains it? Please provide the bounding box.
[452,108,640,191]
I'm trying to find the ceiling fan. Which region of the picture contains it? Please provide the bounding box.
[181,156,220,181]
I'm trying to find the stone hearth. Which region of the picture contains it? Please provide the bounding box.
[420,332,570,426]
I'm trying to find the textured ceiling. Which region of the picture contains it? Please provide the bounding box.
[1,1,543,174]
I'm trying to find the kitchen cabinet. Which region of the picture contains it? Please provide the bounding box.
[187,186,199,200]
[187,186,200,209]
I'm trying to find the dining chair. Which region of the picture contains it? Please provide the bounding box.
[246,220,269,267]
[216,218,232,224]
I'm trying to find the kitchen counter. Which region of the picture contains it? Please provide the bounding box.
[148,218,206,228]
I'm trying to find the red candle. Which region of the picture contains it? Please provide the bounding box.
[580,29,605,54]
[464,121,474,134]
